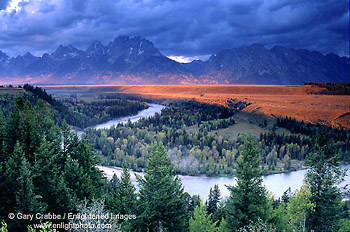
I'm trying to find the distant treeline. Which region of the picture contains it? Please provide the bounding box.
[304,82,350,95]
[59,98,148,129]
[277,116,348,142]
[1,84,149,129]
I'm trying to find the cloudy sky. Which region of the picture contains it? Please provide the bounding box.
[0,0,349,62]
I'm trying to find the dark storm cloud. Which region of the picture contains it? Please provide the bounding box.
[0,0,348,59]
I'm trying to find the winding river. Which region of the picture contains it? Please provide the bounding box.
[77,103,165,135]
[86,104,349,200]
[99,165,350,200]
[91,103,166,130]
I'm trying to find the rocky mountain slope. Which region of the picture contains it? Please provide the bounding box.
[0,36,348,85]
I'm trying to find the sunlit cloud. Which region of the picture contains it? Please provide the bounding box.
[167,56,192,63]
[167,55,211,63]
[0,0,28,14]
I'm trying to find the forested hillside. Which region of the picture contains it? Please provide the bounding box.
[0,85,149,129]
[83,101,349,176]
[0,98,104,231]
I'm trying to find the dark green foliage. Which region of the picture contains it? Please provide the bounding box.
[0,110,5,162]
[83,101,242,176]
[104,166,137,231]
[135,145,187,232]
[0,142,25,221]
[186,194,201,215]
[158,101,236,129]
[226,136,270,230]
[305,133,347,231]
[0,97,104,231]
[58,97,148,129]
[2,84,149,130]
[207,184,221,217]
[14,158,47,230]
[277,116,348,142]
[304,82,350,95]
[114,166,137,215]
[189,203,217,232]
[83,98,348,176]
[262,116,350,162]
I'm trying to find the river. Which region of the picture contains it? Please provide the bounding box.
[77,103,165,135]
[98,165,350,200]
[85,103,349,200]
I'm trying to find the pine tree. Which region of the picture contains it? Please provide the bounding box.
[0,142,25,217]
[64,158,90,200]
[305,133,346,231]
[5,97,23,153]
[226,135,270,230]
[15,158,47,230]
[18,100,34,159]
[105,174,119,212]
[31,132,75,214]
[15,158,47,213]
[115,165,137,215]
[207,184,221,220]
[207,187,214,214]
[189,203,217,232]
[136,145,187,232]
[217,218,229,232]
[114,166,137,231]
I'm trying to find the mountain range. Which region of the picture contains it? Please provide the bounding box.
[0,36,348,85]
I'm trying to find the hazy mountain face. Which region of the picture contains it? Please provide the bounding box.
[0,36,348,85]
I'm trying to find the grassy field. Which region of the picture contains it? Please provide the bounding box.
[43,85,350,129]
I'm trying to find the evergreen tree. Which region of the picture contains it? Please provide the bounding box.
[207,184,222,223]
[32,136,75,214]
[105,174,119,212]
[64,158,90,200]
[136,145,187,232]
[207,184,221,216]
[115,166,137,215]
[217,218,229,232]
[18,100,35,159]
[305,134,346,231]
[15,158,47,230]
[0,142,24,219]
[226,136,270,230]
[272,202,290,232]
[5,97,23,154]
[0,94,105,231]
[207,188,214,214]
[189,203,217,232]
[113,166,137,231]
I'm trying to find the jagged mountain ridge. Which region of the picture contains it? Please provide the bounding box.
[0,36,348,84]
